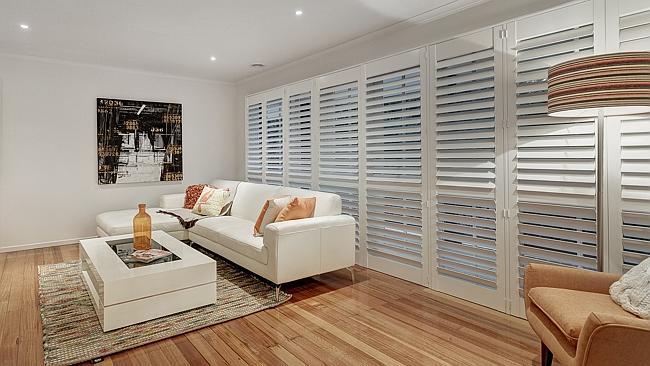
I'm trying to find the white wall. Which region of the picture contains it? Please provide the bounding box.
[0,54,238,250]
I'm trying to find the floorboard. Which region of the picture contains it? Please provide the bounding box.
[0,244,553,365]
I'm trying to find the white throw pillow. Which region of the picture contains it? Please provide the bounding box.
[610,257,650,319]
[192,187,230,216]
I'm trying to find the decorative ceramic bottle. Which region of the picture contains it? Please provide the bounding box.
[133,203,152,250]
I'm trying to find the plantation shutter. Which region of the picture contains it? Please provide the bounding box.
[617,117,650,272]
[605,1,650,274]
[364,50,425,284]
[508,1,597,309]
[431,27,507,310]
[287,83,313,189]
[246,99,263,183]
[265,97,284,185]
[317,70,360,245]
[618,0,650,51]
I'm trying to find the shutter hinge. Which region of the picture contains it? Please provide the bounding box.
[499,29,508,39]
[502,209,511,219]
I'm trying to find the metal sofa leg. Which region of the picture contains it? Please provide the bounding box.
[347,267,356,283]
[541,342,553,366]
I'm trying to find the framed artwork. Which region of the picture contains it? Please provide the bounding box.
[97,98,182,185]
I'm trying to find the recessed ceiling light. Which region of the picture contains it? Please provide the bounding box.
[210,56,216,61]
[251,63,265,68]
[20,24,29,30]
[295,9,303,16]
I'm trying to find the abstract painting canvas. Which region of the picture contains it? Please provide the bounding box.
[97,98,182,185]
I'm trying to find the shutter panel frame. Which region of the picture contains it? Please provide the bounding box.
[263,88,286,186]
[506,2,599,318]
[286,80,315,189]
[364,49,427,285]
[317,68,363,254]
[430,26,508,311]
[607,115,650,274]
[246,94,265,184]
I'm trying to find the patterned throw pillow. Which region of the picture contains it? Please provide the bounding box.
[184,184,213,209]
[192,187,231,216]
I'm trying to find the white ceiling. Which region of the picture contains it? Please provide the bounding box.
[0,0,484,82]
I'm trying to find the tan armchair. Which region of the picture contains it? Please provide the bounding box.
[524,263,650,366]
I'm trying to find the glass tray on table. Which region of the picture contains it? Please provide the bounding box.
[105,238,181,269]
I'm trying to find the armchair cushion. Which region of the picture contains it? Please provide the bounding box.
[524,263,620,309]
[529,287,637,345]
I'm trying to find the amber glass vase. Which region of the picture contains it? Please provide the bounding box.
[133,203,152,250]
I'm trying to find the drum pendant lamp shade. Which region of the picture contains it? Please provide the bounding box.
[547,52,650,117]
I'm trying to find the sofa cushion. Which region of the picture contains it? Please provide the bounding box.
[190,216,268,265]
[276,187,341,217]
[230,182,282,222]
[96,208,186,236]
[528,287,636,345]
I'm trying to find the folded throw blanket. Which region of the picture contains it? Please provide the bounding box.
[157,209,206,229]
[610,257,650,319]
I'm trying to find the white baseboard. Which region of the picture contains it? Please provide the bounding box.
[0,236,98,253]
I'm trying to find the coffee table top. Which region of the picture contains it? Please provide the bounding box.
[80,231,215,283]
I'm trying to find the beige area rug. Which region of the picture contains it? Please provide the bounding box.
[38,254,291,366]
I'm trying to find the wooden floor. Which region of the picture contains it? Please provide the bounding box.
[0,244,549,366]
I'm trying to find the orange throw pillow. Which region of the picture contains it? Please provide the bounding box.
[184,184,214,209]
[275,197,316,223]
[253,196,293,236]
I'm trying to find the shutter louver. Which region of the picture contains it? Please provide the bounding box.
[265,98,284,185]
[620,118,650,272]
[246,102,263,183]
[619,7,650,51]
[514,22,597,295]
[319,81,360,244]
[434,40,499,289]
[287,91,312,189]
[365,65,423,273]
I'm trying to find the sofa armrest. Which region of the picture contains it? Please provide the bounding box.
[159,193,186,209]
[524,264,620,310]
[576,312,650,366]
[263,215,356,284]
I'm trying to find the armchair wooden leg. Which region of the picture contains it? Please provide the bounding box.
[541,342,553,366]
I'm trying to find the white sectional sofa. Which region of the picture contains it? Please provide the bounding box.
[96,179,356,294]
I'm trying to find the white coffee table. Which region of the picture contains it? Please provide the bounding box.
[79,230,216,331]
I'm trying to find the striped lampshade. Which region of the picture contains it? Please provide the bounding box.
[547,52,650,117]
